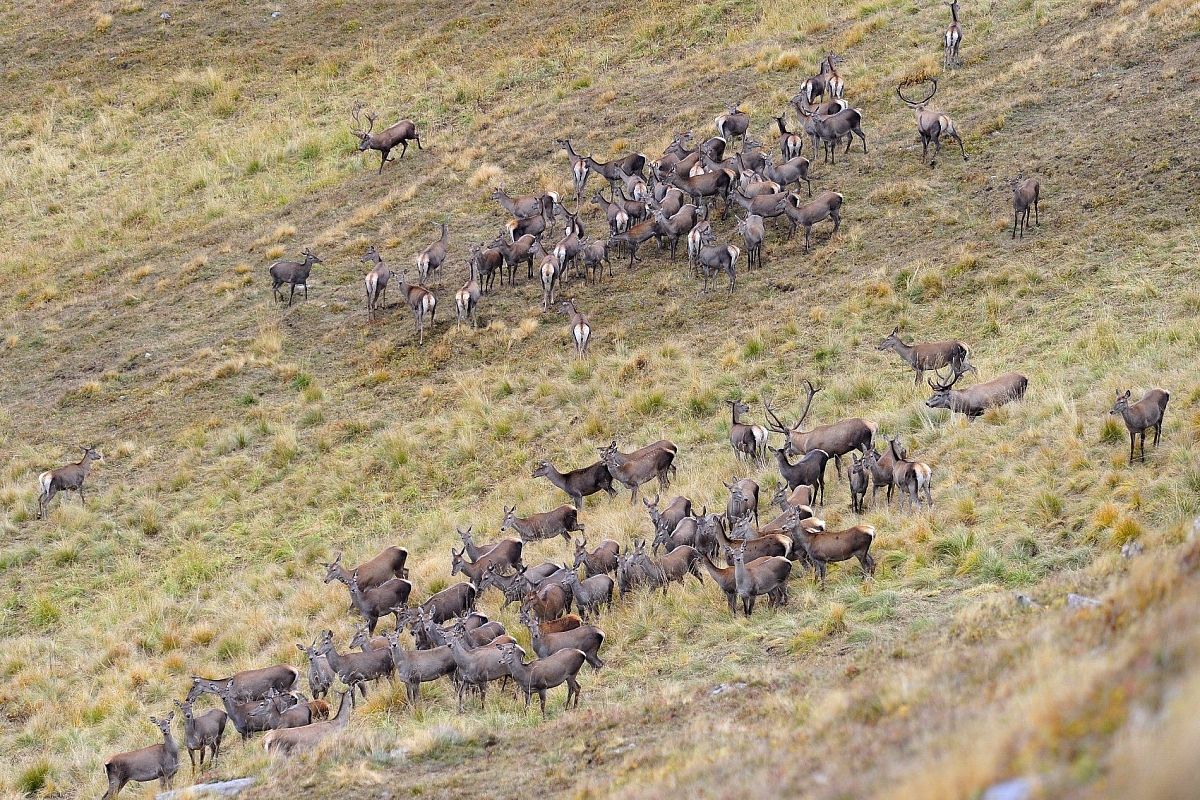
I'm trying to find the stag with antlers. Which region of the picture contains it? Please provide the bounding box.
[896,80,966,166]
[351,103,423,174]
[764,380,877,479]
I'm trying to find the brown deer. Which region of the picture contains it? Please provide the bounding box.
[599,440,679,504]
[269,249,321,306]
[584,152,648,191]
[395,270,437,345]
[888,437,933,509]
[650,203,702,262]
[848,454,869,514]
[797,55,835,105]
[796,103,867,164]
[764,381,877,477]
[536,244,561,311]
[560,571,615,619]
[578,237,615,284]
[172,699,227,774]
[472,243,506,293]
[489,234,539,285]
[560,298,592,358]
[492,186,556,222]
[1011,175,1041,238]
[361,245,394,321]
[1110,388,1170,464]
[455,526,524,569]
[697,551,740,613]
[351,105,423,173]
[495,641,587,717]
[715,104,750,146]
[533,459,616,510]
[727,399,769,464]
[322,547,409,591]
[877,327,975,385]
[760,153,814,197]
[522,580,572,621]
[37,445,103,518]
[610,216,661,269]
[520,608,605,669]
[643,494,694,540]
[555,139,591,201]
[445,625,523,712]
[416,221,449,284]
[729,541,793,616]
[573,537,621,577]
[501,504,584,543]
[770,446,832,505]
[296,640,334,700]
[783,507,876,589]
[663,165,733,217]
[927,368,1028,417]
[780,190,844,252]
[695,238,741,293]
[455,256,481,329]
[399,580,478,626]
[315,630,393,706]
[944,1,963,69]
[897,80,967,165]
[382,629,457,705]
[735,214,766,271]
[262,690,351,756]
[861,441,905,507]
[186,665,299,705]
[773,114,804,161]
[341,569,411,634]
[101,713,178,799]
[725,477,760,526]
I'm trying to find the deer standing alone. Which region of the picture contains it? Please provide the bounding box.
[944,1,963,69]
[897,80,967,165]
[560,299,591,358]
[877,327,975,385]
[1110,388,1170,464]
[417,221,449,283]
[101,713,178,799]
[269,249,321,306]
[1011,176,1041,238]
[352,105,423,173]
[362,245,394,321]
[37,445,103,518]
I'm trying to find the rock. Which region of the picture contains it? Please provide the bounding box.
[157,778,255,800]
[1121,541,1143,559]
[270,11,283,18]
[1015,593,1040,608]
[710,682,747,696]
[159,11,171,21]
[981,778,1033,800]
[1067,593,1101,609]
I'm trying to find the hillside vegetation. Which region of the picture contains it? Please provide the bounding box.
[2,0,1199,798]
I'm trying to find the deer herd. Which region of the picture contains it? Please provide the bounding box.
[55,5,1170,796]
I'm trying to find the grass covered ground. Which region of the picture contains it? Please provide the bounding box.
[2,0,1199,797]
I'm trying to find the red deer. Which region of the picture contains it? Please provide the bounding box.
[351,105,423,173]
[848,454,869,514]
[584,152,649,191]
[520,608,605,669]
[495,642,587,717]
[735,214,766,271]
[797,54,839,105]
[725,477,760,526]
[361,244,395,321]
[322,547,409,591]
[651,203,702,262]
[861,441,905,507]
[877,327,975,385]
[796,103,867,164]
[578,237,615,284]
[780,190,844,252]
[560,571,615,619]
[944,1,963,69]
[643,494,694,540]
[555,138,591,200]
[533,459,616,510]
[764,381,877,477]
[445,626,522,712]
[522,580,572,621]
[416,221,449,284]
[315,630,393,706]
[729,541,793,616]
[295,641,333,700]
[663,165,733,218]
[455,256,481,328]
[340,569,411,634]
[1110,388,1170,464]
[492,186,557,226]
[695,238,741,293]
[171,699,227,774]
[382,628,457,705]
[573,537,621,577]
[715,104,750,146]
[599,440,679,504]
[770,447,832,505]
[395,270,437,345]
[773,114,804,160]
[560,298,592,358]
[489,234,538,285]
[926,368,1028,418]
[897,80,967,165]
[1011,175,1041,238]
[783,507,875,589]
[37,445,103,518]
[101,713,178,799]
[455,526,524,570]
[269,249,321,306]
[727,400,769,464]
[263,690,351,756]
[187,665,299,705]
[501,504,584,543]
[760,153,814,197]
[887,437,933,509]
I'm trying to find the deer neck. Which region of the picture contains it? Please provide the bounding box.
[890,338,917,365]
[504,654,531,684]
[333,692,352,724]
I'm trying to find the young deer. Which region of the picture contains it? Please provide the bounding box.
[395,270,437,345]
[101,713,179,799]
[417,221,449,283]
[888,437,933,509]
[352,106,423,173]
[1111,388,1170,464]
[560,298,592,358]
[37,445,103,518]
[521,609,605,669]
[269,249,321,306]
[172,699,227,774]
[1011,175,1041,238]
[727,399,768,464]
[361,245,394,321]
[725,477,760,526]
[848,454,869,514]
[897,80,967,165]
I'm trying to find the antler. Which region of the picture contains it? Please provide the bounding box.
[762,396,794,434]
[896,80,936,107]
[928,366,963,392]
[796,379,821,428]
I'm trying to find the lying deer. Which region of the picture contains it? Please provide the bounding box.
[926,367,1028,418]
[101,713,178,799]
[1111,388,1170,464]
[37,445,103,518]
[263,690,352,756]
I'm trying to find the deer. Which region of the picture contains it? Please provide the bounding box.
[36,445,103,518]
[772,482,815,510]
[491,186,556,222]
[416,221,449,283]
[247,689,313,730]
[862,440,904,507]
[262,690,351,756]
[533,459,616,510]
[663,165,733,217]
[394,270,437,345]
[382,628,457,705]
[725,477,760,526]
[796,103,867,165]
[609,216,661,270]
[521,608,605,668]
[451,546,522,589]
[315,630,393,706]
[782,507,876,588]
[1011,175,1041,238]
[897,80,967,165]
[578,237,615,284]
[522,580,572,621]
[322,547,409,593]
[445,625,521,712]
[760,153,814,197]
[653,513,703,556]
[729,541,793,616]
[560,298,592,358]
[592,190,631,237]
[573,537,620,577]
[695,239,741,293]
[926,367,1028,418]
[764,381,877,477]
[944,0,963,69]
[727,400,768,464]
[877,327,975,385]
[727,187,794,221]
[552,209,587,278]
[455,257,481,328]
[269,249,321,306]
[538,245,561,311]
[735,214,765,271]
[560,571,614,619]
[472,243,506,293]
[455,526,524,570]
[495,642,586,717]
[888,437,933,509]
[718,522,792,562]
[715,104,750,146]
[208,681,275,741]
[396,581,478,628]
[780,190,844,252]
[798,56,834,105]
[506,211,547,243]
[599,439,679,504]
[770,446,832,505]
[347,623,388,655]
[351,105,423,173]
[361,245,395,321]
[489,234,539,285]
[338,569,411,634]
[296,640,334,700]
[737,170,785,198]
[643,493,693,538]
[848,454,869,514]
[501,504,584,543]
[101,713,179,799]
[584,152,648,191]
[555,138,591,200]
[651,203,702,262]
[687,219,712,274]
[1111,388,1170,464]
[171,699,226,775]
[186,665,299,705]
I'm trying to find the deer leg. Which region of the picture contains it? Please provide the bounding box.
[398,141,409,160]
[189,748,197,774]
[377,149,389,175]
[953,132,967,161]
[1034,200,1039,226]
[1013,210,1019,239]
[1129,433,1135,465]
[304,282,309,301]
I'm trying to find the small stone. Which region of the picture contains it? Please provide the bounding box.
[271,11,282,18]
[709,682,747,696]
[157,778,256,800]
[1121,541,1143,559]
[981,777,1033,800]
[159,11,171,21]
[1067,593,1101,609]
[1015,593,1040,608]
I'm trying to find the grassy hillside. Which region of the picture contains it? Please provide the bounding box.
[2,0,1199,798]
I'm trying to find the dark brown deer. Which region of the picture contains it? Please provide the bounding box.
[927,368,1028,417]
[765,382,876,477]
[351,106,423,173]
[897,80,967,165]
[770,446,832,505]
[573,537,620,577]
[417,221,449,284]
[1111,388,1170,464]
[247,690,312,730]
[172,699,227,775]
[663,165,733,217]
[780,190,844,252]
[455,526,524,569]
[36,445,103,518]
[341,569,411,634]
[697,551,739,613]
[783,507,876,589]
[656,544,704,592]
[522,580,571,621]
[847,454,869,513]
[599,440,679,504]
[382,628,457,705]
[533,459,616,510]
[269,249,321,306]
[315,630,393,706]
[322,547,409,591]
[472,243,506,293]
[405,580,479,625]
[1011,175,1041,238]
[774,115,804,160]
[877,327,975,385]
[727,400,768,463]
[489,234,538,285]
[729,541,793,616]
[560,298,592,358]
[555,138,591,200]
[208,681,274,740]
[560,571,615,619]
[395,270,437,345]
[735,214,765,270]
[361,245,394,321]
[944,1,963,69]
[101,713,179,799]
[725,477,760,526]
[695,239,741,293]
[592,190,631,237]
[501,504,584,543]
[578,237,615,284]
[760,153,814,197]
[495,642,586,717]
[643,494,694,540]
[715,104,750,146]
[506,211,547,243]
[521,608,605,669]
[455,256,481,329]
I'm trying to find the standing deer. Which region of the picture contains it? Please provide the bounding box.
[555,139,591,200]
[926,367,1028,417]
[573,537,621,577]
[296,640,334,700]
[735,214,765,270]
[560,298,591,358]
[729,541,793,616]
[1110,388,1170,464]
[796,103,867,164]
[944,1,963,69]
[501,505,585,543]
[773,114,804,160]
[780,190,844,252]
[455,257,481,328]
[351,105,423,174]
[322,547,409,591]
[101,713,178,799]
[533,459,616,510]
[764,380,877,477]
[861,441,905,507]
[725,477,760,526]
[715,104,750,146]
[417,221,449,283]
[695,239,741,293]
[341,569,412,634]
[172,699,227,775]
[269,249,321,306]
[848,455,869,514]
[888,437,933,509]
[798,56,834,105]
[37,445,103,518]
[897,80,967,165]
[783,506,876,589]
[1011,176,1041,238]
[877,327,975,385]
[395,270,436,345]
[362,245,394,321]
[727,399,768,464]
[600,440,679,504]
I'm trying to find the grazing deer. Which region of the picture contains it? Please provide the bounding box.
[262,690,352,756]
[735,214,765,270]
[351,105,423,173]
[897,80,967,165]
[927,368,1028,418]
[944,1,963,69]
[715,104,750,146]
[783,507,875,589]
[395,270,437,345]
[781,190,844,252]
[848,455,869,513]
[533,459,616,510]
[172,699,227,775]
[37,445,103,518]
[877,327,975,385]
[417,221,449,284]
[1011,175,1041,238]
[560,298,592,358]
[1110,388,1170,464]
[727,399,769,464]
[573,537,621,577]
[455,257,481,328]
[888,437,933,509]
[101,713,178,799]
[322,547,409,592]
[555,139,591,200]
[729,541,793,616]
[501,504,584,543]
[361,245,394,321]
[764,382,877,477]
[269,249,321,306]
[599,440,679,504]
